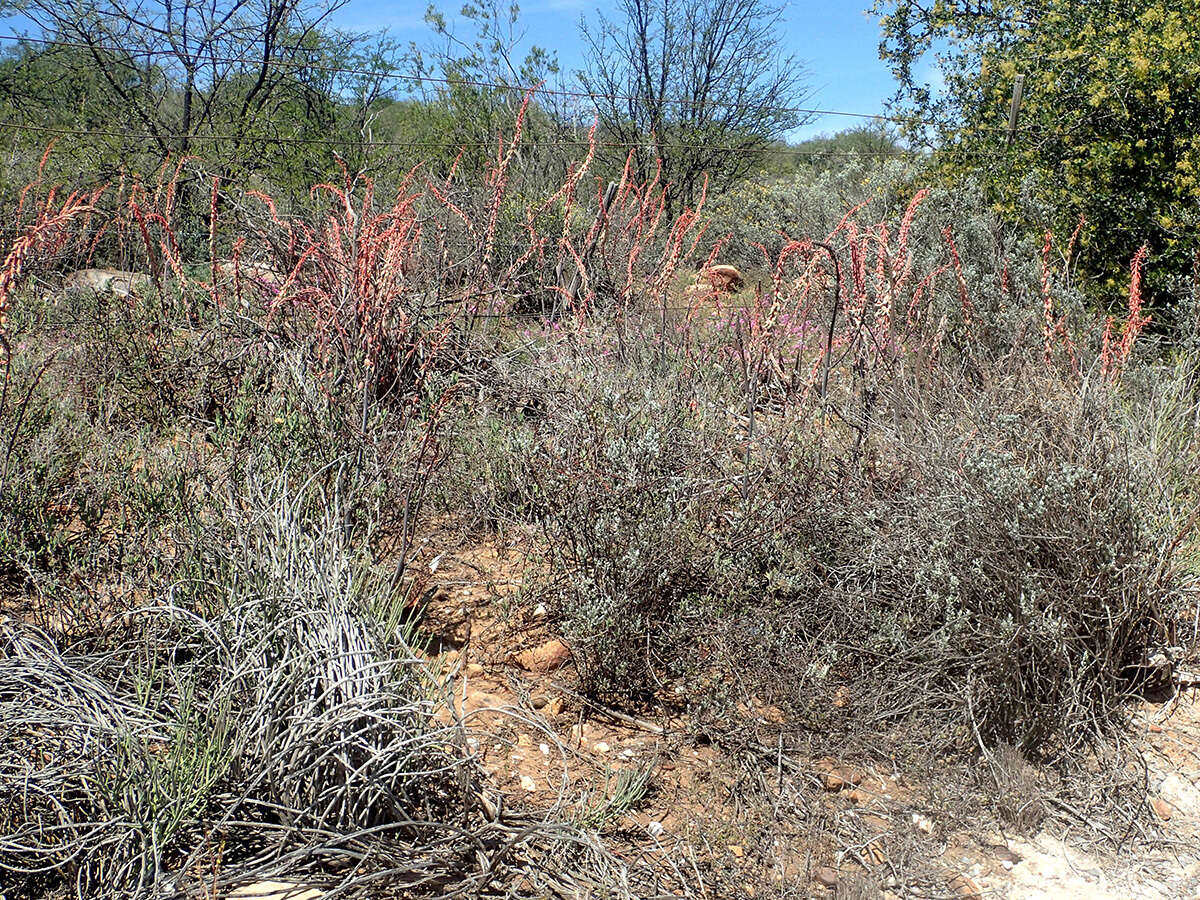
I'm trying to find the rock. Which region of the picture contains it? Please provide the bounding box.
[531,694,548,709]
[466,662,485,676]
[517,733,534,748]
[513,639,571,673]
[545,696,564,716]
[1141,647,1175,690]
[1152,797,1173,821]
[813,867,839,888]
[647,820,665,837]
[593,741,611,754]
[947,873,982,900]
[520,775,537,792]
[820,766,863,791]
[728,844,744,858]
[228,883,323,900]
[418,590,471,647]
[699,264,745,293]
[62,268,152,299]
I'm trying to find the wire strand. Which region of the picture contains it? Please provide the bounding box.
[0,118,1011,159]
[0,30,992,132]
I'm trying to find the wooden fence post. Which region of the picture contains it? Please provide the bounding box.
[1006,75,1026,147]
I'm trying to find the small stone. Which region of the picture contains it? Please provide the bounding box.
[820,766,863,791]
[620,748,635,759]
[546,696,564,716]
[728,844,744,858]
[1152,797,1173,821]
[229,883,323,900]
[513,639,571,673]
[466,662,485,676]
[647,820,664,837]
[517,734,534,748]
[539,742,550,755]
[911,812,934,834]
[520,775,537,792]
[593,741,611,754]
[531,695,548,709]
[533,602,547,618]
[1149,723,1163,733]
[813,867,838,888]
[947,874,982,900]
[1001,860,1013,871]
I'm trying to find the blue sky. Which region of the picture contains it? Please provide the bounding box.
[332,0,899,141]
[0,0,903,142]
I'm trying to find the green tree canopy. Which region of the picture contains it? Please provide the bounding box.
[399,1,569,181]
[874,0,1200,312]
[0,0,407,217]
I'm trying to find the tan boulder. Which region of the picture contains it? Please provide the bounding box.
[513,638,571,673]
[62,268,151,298]
[698,263,745,294]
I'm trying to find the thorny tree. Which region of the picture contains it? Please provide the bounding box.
[579,0,813,218]
[0,0,401,191]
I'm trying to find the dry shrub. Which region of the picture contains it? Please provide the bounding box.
[501,182,1195,763]
[836,873,883,900]
[721,364,1186,761]
[0,473,463,896]
[518,353,728,699]
[853,369,1176,753]
[989,742,1045,833]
